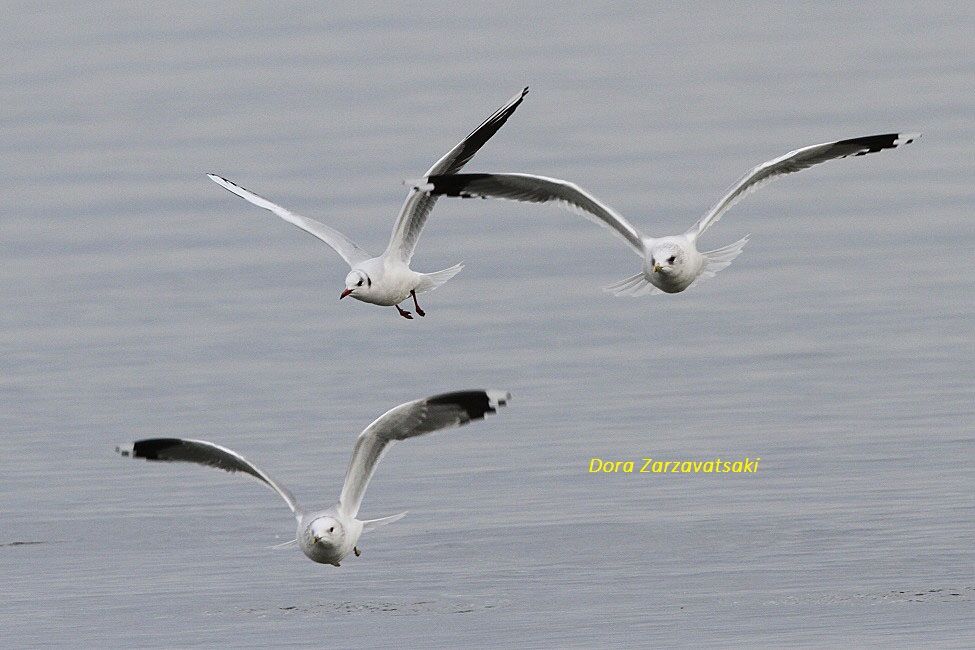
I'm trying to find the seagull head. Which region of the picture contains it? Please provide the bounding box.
[341,270,371,300]
[310,517,344,547]
[649,244,682,275]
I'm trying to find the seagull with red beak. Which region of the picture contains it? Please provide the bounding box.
[208,87,528,319]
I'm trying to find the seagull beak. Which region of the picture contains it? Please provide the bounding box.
[652,263,663,273]
[313,536,321,544]
[340,288,353,299]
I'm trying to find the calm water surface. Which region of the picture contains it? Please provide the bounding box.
[2,2,973,646]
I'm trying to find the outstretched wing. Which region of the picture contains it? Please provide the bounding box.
[207,174,372,267]
[338,390,510,518]
[415,173,646,256]
[688,132,920,239]
[116,438,301,516]
[384,87,529,264]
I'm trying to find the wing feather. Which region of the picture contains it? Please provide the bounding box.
[207,174,371,267]
[116,438,300,516]
[385,88,529,264]
[417,173,646,256]
[338,390,510,517]
[689,132,920,238]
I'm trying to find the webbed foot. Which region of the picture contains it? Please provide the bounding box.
[410,290,426,317]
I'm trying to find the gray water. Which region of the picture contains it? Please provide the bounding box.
[2,2,973,646]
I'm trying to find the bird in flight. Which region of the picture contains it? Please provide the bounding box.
[209,87,528,318]
[412,132,918,296]
[116,390,510,566]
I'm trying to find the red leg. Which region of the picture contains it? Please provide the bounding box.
[410,290,426,317]
[395,304,413,319]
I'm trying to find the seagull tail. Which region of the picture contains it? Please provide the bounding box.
[361,511,408,533]
[700,235,750,280]
[417,263,464,293]
[604,272,660,297]
[269,538,298,550]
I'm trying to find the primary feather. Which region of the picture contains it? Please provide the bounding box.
[385,87,530,264]
[688,133,920,238]
[116,438,301,515]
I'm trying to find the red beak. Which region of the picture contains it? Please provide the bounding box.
[340,288,353,300]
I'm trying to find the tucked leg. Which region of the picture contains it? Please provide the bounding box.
[410,290,425,317]
[395,304,413,319]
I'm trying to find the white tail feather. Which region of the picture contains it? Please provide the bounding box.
[269,539,298,550]
[361,511,408,533]
[417,263,464,293]
[604,272,660,297]
[700,235,750,279]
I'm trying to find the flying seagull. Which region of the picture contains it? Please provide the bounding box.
[208,87,529,318]
[411,132,919,295]
[116,390,510,566]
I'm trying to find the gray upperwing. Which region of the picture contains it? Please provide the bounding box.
[116,438,301,516]
[337,390,510,518]
[688,132,920,238]
[418,173,646,256]
[208,174,371,267]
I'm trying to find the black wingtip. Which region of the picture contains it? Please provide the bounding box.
[838,133,919,157]
[427,390,510,421]
[421,173,494,198]
[207,173,234,186]
[124,438,186,460]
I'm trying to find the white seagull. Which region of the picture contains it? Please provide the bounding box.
[411,133,919,295]
[116,390,510,566]
[208,87,529,318]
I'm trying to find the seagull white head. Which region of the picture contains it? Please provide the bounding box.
[649,241,684,275]
[341,269,370,300]
[310,516,344,547]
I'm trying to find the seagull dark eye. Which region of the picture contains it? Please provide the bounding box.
[328,527,334,533]
[667,255,676,264]
[356,279,363,287]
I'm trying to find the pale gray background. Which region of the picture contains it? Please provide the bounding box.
[2,1,973,646]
